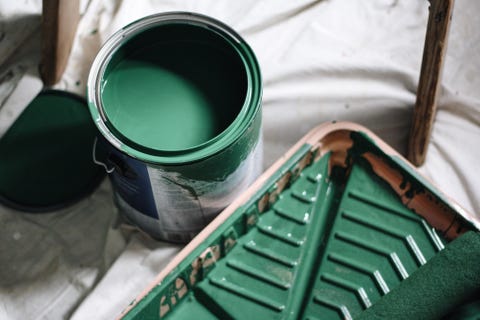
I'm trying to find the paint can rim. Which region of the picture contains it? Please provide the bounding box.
[87,12,262,165]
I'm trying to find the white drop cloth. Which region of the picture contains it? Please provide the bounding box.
[0,0,479,319]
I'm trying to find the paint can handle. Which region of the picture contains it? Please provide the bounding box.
[92,137,115,173]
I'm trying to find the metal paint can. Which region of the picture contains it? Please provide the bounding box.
[87,12,262,243]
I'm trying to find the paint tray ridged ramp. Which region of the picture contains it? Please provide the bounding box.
[119,122,479,320]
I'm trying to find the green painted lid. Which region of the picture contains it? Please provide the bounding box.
[0,90,105,212]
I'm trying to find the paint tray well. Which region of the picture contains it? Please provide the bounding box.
[119,122,479,320]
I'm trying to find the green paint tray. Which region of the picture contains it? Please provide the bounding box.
[118,122,479,320]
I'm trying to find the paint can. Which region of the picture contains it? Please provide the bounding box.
[87,12,262,243]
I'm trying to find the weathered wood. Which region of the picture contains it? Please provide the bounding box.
[39,0,79,86]
[407,0,455,166]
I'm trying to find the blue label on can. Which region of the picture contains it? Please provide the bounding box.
[103,142,159,219]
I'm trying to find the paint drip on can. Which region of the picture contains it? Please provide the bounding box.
[88,12,262,243]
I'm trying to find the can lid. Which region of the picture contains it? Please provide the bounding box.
[0,90,106,212]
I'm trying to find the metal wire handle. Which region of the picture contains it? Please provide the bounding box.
[92,137,115,173]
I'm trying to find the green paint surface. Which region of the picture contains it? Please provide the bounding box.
[101,24,247,151]
[0,91,104,211]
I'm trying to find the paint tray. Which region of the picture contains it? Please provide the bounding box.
[118,122,479,320]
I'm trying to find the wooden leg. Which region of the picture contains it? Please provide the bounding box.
[407,0,454,166]
[40,0,80,86]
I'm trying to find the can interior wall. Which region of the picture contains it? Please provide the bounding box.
[88,12,262,243]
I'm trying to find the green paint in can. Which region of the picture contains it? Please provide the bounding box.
[88,12,262,243]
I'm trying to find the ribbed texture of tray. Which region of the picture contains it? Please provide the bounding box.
[164,153,445,319]
[301,162,445,319]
